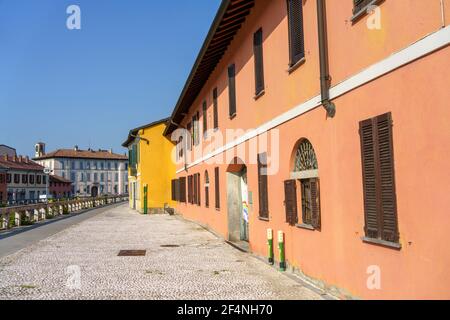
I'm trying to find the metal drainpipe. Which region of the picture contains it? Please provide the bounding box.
[317,0,336,118]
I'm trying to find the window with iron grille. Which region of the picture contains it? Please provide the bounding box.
[287,0,305,67]
[360,112,399,244]
[253,28,265,96]
[285,139,321,229]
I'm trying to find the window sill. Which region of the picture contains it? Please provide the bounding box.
[258,217,270,222]
[287,57,306,74]
[361,237,402,250]
[296,223,315,231]
[351,0,383,24]
[254,89,265,101]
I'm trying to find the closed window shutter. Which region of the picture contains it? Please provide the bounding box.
[284,180,298,226]
[197,173,201,206]
[193,174,198,205]
[287,0,305,66]
[353,0,372,15]
[171,179,176,201]
[310,178,321,229]
[360,112,399,243]
[253,28,265,95]
[258,154,269,218]
[228,64,237,117]
[203,101,207,137]
[188,175,193,204]
[215,167,220,209]
[205,185,209,208]
[186,122,192,151]
[213,88,219,129]
[180,177,186,203]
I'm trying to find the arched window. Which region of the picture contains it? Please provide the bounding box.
[204,171,210,208]
[284,139,321,230]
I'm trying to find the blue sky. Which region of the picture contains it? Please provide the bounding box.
[0,0,221,157]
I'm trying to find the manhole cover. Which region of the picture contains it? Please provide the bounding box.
[160,245,180,248]
[118,250,146,256]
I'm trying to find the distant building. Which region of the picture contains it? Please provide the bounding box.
[0,145,17,157]
[0,165,7,204]
[33,143,128,197]
[49,175,72,199]
[0,155,47,203]
[122,118,176,214]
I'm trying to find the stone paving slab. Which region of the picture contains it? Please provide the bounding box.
[0,204,324,300]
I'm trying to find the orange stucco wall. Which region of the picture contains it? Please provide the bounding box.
[173,0,450,299]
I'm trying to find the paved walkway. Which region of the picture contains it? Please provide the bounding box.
[0,204,325,300]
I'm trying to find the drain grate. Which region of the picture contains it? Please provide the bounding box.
[160,245,180,248]
[118,250,146,257]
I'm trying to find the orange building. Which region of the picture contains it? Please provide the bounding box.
[164,0,450,299]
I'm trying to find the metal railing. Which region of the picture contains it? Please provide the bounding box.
[0,195,129,230]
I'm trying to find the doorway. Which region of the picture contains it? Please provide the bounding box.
[226,159,249,243]
[91,186,98,198]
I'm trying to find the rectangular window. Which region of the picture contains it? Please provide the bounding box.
[258,153,269,219]
[193,174,198,205]
[14,174,20,184]
[187,122,192,151]
[228,64,237,118]
[36,175,42,184]
[353,0,376,16]
[213,88,219,130]
[22,174,28,184]
[253,28,265,96]
[29,175,35,185]
[287,0,305,67]
[43,175,47,184]
[7,174,11,183]
[214,167,220,209]
[196,173,201,206]
[188,175,193,204]
[180,177,187,203]
[202,101,208,138]
[360,112,399,244]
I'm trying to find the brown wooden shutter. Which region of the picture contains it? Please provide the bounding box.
[197,173,201,206]
[171,179,176,201]
[215,167,220,209]
[284,180,298,226]
[353,0,372,15]
[360,112,399,243]
[205,185,209,208]
[202,101,207,137]
[188,175,193,204]
[287,0,305,67]
[180,177,186,203]
[228,64,237,118]
[213,88,219,129]
[193,174,198,205]
[310,178,321,230]
[253,28,265,95]
[258,154,269,218]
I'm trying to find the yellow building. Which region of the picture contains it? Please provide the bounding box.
[122,118,176,214]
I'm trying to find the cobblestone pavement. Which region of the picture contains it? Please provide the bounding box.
[0,204,324,300]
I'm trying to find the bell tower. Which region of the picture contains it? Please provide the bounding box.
[35,142,46,158]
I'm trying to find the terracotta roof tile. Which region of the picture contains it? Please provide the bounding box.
[0,156,44,171]
[33,149,128,161]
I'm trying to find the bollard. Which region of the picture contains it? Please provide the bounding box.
[267,229,274,265]
[278,230,286,272]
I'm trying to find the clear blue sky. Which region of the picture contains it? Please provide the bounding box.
[0,0,221,157]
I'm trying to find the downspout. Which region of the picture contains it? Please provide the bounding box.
[440,0,446,28]
[317,0,336,118]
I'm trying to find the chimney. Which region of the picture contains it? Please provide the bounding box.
[74,145,79,152]
[25,156,29,163]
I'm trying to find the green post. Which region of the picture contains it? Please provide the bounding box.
[143,184,148,215]
[278,231,286,271]
[267,229,274,265]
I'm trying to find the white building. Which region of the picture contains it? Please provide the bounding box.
[33,143,128,197]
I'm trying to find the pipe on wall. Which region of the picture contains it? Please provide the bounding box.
[316,0,336,118]
[441,0,446,28]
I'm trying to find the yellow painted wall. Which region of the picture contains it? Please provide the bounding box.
[128,122,176,213]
